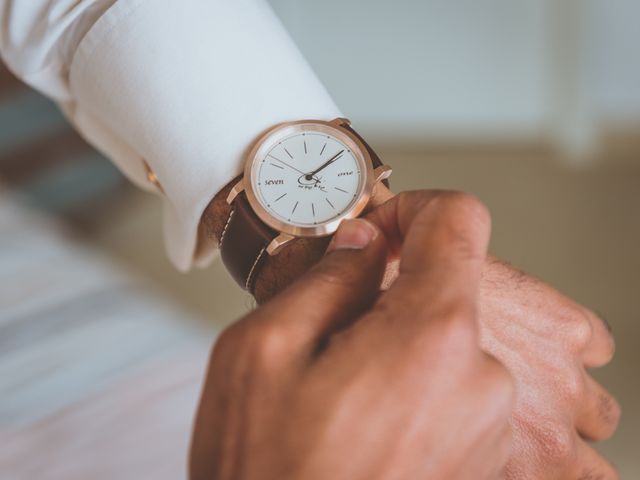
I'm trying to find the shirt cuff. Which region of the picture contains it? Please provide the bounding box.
[67,0,341,271]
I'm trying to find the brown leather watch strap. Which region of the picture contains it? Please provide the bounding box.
[219,192,276,293]
[341,123,382,168]
[220,120,387,294]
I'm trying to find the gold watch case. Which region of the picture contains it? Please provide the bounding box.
[227,118,391,255]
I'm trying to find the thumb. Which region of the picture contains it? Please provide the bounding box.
[258,218,388,353]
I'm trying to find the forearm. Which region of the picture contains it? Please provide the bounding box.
[3,0,341,273]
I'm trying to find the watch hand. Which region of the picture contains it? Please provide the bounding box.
[271,156,306,176]
[271,155,323,182]
[305,150,345,180]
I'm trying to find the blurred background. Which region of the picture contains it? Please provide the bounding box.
[1,0,638,478]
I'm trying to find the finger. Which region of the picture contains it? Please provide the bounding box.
[365,190,445,259]
[252,218,388,355]
[573,439,619,479]
[576,374,621,441]
[368,191,492,326]
[581,308,616,368]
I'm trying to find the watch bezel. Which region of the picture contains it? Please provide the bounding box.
[243,119,375,238]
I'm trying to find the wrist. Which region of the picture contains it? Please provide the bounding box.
[200,176,239,244]
[203,178,393,304]
[200,177,324,303]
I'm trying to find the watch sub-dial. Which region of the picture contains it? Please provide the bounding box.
[297,174,326,192]
[297,174,320,185]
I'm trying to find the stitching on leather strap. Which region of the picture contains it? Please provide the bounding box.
[246,246,266,291]
[219,207,235,248]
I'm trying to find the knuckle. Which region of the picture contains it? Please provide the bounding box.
[571,310,594,350]
[557,307,594,352]
[513,412,578,467]
[396,190,432,215]
[586,309,616,359]
[247,322,291,367]
[436,191,492,231]
[540,426,575,464]
[213,315,291,373]
[599,391,622,431]
[429,192,492,261]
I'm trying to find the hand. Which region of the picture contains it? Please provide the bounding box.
[203,182,620,477]
[305,148,344,179]
[478,259,620,479]
[269,154,308,177]
[190,193,514,480]
[366,191,621,480]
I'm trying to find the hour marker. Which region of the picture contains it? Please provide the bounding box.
[325,198,335,209]
[335,187,348,193]
[275,193,287,202]
[267,153,281,161]
[284,147,293,159]
[292,201,299,214]
[311,203,316,217]
[320,142,327,156]
[270,163,284,169]
[304,140,307,154]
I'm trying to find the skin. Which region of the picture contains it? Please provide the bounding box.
[367,192,620,480]
[201,185,620,479]
[191,192,514,480]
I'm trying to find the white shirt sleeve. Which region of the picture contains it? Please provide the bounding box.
[0,0,341,271]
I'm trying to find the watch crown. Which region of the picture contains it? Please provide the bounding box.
[373,165,392,183]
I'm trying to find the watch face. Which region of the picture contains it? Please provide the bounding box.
[247,122,371,235]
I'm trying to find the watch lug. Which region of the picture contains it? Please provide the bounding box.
[226,179,245,205]
[330,117,351,127]
[373,165,393,183]
[267,233,295,256]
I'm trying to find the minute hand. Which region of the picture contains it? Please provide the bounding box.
[306,150,345,180]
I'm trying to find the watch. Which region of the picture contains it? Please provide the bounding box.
[220,117,392,293]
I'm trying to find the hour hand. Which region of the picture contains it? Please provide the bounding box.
[305,150,344,180]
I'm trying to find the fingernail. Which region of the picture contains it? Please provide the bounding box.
[327,219,377,253]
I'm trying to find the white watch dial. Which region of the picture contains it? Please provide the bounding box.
[253,131,363,227]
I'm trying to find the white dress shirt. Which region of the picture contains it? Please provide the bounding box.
[0,0,341,271]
